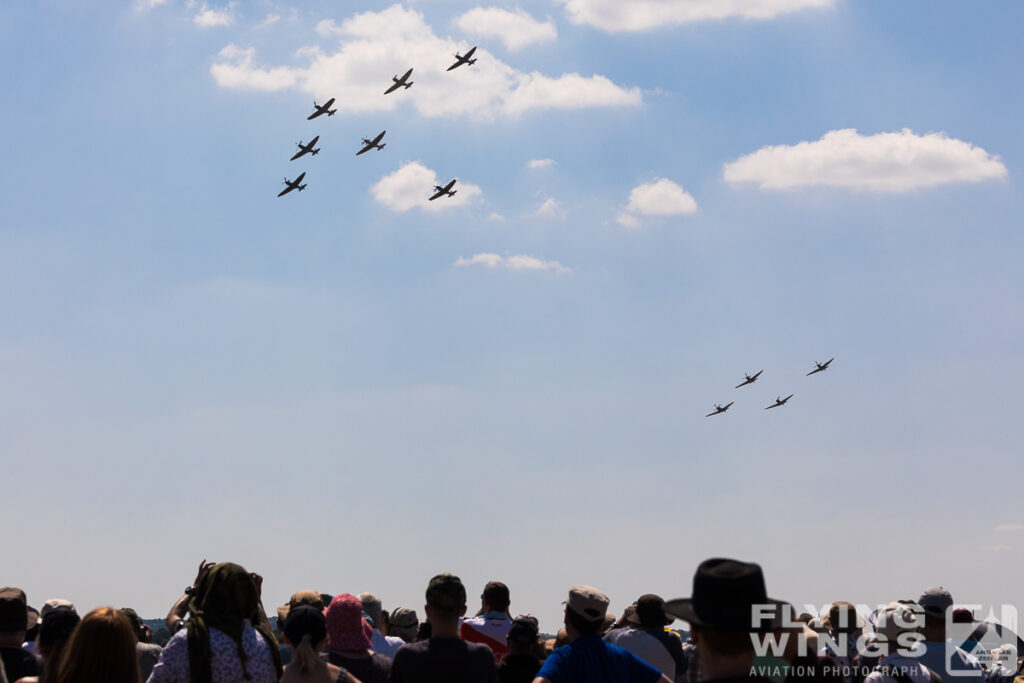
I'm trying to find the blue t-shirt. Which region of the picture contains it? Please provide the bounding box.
[537,634,663,683]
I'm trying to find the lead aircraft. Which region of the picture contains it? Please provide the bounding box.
[806,358,834,376]
[765,395,793,410]
[735,370,763,388]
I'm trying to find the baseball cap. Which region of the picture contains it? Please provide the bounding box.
[564,585,609,623]
[918,587,953,617]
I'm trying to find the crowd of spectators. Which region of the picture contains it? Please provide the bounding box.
[3,557,1020,683]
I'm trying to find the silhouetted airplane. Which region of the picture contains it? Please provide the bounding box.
[765,395,793,410]
[806,358,834,376]
[385,68,413,94]
[735,370,763,388]
[447,46,477,71]
[706,402,734,417]
[429,179,457,200]
[307,98,336,120]
[277,172,306,197]
[356,130,386,156]
[290,136,320,161]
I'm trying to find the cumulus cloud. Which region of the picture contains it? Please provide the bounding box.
[371,161,482,212]
[210,4,640,119]
[454,253,571,274]
[211,45,300,90]
[723,128,1008,193]
[193,2,235,27]
[536,198,565,218]
[454,7,557,51]
[558,0,833,32]
[527,158,556,169]
[616,178,697,228]
[996,524,1024,533]
[627,178,698,215]
[615,212,641,229]
[256,13,280,29]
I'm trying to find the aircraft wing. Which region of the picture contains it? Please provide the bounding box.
[306,110,322,120]
[277,185,293,197]
[446,60,460,72]
[356,142,373,156]
[465,46,477,59]
[384,81,402,94]
[428,189,445,201]
[290,149,304,161]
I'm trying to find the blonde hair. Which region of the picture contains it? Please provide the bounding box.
[54,607,140,683]
[291,634,321,675]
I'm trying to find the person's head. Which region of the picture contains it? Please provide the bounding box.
[666,558,782,665]
[357,592,383,629]
[631,594,674,629]
[54,607,140,683]
[324,593,373,653]
[481,581,510,613]
[388,607,419,643]
[507,615,539,655]
[25,606,41,644]
[276,590,323,626]
[425,574,467,627]
[37,606,80,665]
[118,608,143,641]
[0,587,33,643]
[284,605,328,674]
[187,562,283,683]
[825,601,864,636]
[918,587,952,639]
[562,585,609,638]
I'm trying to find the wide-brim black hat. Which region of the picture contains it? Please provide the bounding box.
[665,558,787,632]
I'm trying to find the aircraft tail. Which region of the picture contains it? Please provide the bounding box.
[451,190,457,196]
[299,184,307,191]
[469,59,476,65]
[379,143,386,150]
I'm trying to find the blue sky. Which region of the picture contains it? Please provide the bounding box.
[3,0,1023,632]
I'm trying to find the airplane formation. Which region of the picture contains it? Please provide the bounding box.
[276,49,478,199]
[705,359,835,417]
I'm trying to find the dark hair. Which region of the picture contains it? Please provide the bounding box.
[482,582,510,611]
[565,608,603,636]
[416,621,432,641]
[54,607,140,683]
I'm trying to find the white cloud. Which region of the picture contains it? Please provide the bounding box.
[558,0,832,32]
[615,212,641,229]
[996,524,1024,533]
[981,545,1013,552]
[371,161,482,212]
[211,45,300,90]
[455,253,571,274]
[193,2,235,27]
[536,198,565,218]
[527,158,556,169]
[615,178,697,228]
[210,4,641,120]
[454,7,557,51]
[137,0,168,9]
[723,128,1009,193]
[627,178,698,215]
[487,212,505,221]
[256,13,280,29]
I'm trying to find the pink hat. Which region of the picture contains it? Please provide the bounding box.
[325,593,373,651]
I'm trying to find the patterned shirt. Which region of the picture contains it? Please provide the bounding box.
[147,621,278,683]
